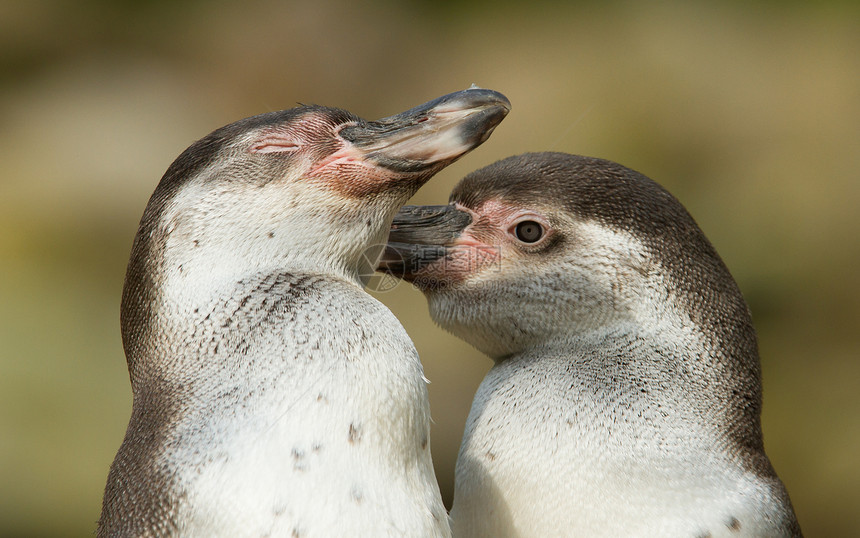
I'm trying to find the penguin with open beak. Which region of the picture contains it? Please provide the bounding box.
[98,89,510,537]
[380,152,801,537]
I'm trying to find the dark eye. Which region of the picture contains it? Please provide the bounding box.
[514,220,543,243]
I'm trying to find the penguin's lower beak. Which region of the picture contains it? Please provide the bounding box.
[377,204,473,281]
[339,88,511,173]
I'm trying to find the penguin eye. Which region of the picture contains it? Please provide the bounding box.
[514,220,543,243]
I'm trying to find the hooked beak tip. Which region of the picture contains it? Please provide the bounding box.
[340,88,510,173]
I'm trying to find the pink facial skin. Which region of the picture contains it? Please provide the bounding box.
[409,200,555,290]
[249,115,405,199]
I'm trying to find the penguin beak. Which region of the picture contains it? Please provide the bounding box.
[377,204,473,281]
[339,88,511,173]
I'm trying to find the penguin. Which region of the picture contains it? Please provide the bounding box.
[379,152,802,537]
[98,88,510,538]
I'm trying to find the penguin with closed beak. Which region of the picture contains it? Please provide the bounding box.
[380,152,801,537]
[98,88,510,537]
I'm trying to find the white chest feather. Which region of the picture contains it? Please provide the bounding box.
[149,273,449,537]
[450,338,791,538]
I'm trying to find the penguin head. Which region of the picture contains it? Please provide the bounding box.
[125,89,510,303]
[381,152,751,360]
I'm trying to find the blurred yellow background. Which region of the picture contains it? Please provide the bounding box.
[1,1,858,536]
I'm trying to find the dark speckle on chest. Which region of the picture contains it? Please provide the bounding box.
[695,516,742,538]
[291,447,307,472]
[348,423,362,444]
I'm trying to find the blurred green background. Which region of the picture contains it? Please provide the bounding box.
[1,0,858,536]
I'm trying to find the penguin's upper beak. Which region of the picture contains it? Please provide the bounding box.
[339,88,511,173]
[377,204,473,281]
